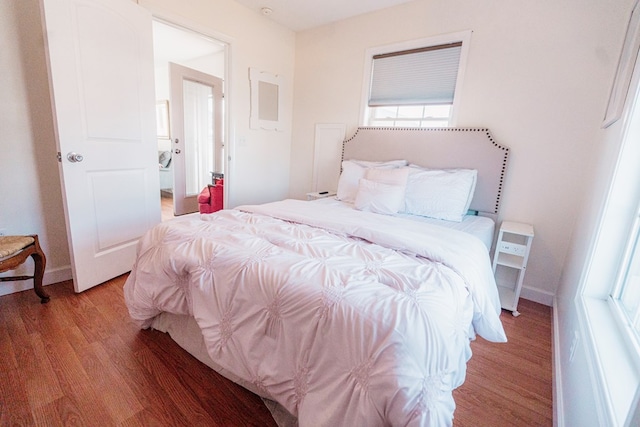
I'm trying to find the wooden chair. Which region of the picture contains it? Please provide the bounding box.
[0,235,49,303]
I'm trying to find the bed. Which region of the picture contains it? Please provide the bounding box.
[124,127,510,426]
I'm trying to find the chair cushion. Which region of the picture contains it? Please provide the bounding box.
[0,236,34,258]
[197,186,211,204]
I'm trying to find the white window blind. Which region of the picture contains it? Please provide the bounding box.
[369,42,462,107]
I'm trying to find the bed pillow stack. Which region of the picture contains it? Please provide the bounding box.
[336,160,408,203]
[337,159,477,222]
[354,167,411,215]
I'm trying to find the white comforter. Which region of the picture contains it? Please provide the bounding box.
[124,199,506,426]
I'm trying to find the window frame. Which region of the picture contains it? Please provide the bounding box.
[576,43,640,424]
[360,30,472,128]
[608,169,640,375]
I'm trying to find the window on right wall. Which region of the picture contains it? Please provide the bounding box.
[578,32,640,423]
[362,31,471,128]
[613,204,640,346]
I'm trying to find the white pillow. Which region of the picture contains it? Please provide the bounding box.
[365,167,410,187]
[354,179,406,215]
[336,161,367,202]
[336,159,407,202]
[403,169,478,222]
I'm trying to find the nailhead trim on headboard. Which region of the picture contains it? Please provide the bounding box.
[484,129,510,214]
[341,126,510,215]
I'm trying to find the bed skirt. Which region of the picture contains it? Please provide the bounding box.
[150,312,298,427]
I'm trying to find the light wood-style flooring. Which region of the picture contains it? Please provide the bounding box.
[454,298,553,426]
[0,276,552,426]
[160,192,176,222]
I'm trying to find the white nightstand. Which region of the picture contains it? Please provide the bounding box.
[306,191,336,201]
[492,221,534,317]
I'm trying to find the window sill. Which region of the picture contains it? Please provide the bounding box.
[578,296,640,425]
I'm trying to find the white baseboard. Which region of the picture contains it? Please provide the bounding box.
[0,265,72,297]
[44,265,73,286]
[520,285,555,306]
[553,297,564,427]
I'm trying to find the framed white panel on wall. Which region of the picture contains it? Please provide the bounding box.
[250,68,283,130]
[313,123,346,192]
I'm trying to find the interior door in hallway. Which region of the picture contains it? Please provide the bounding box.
[169,62,224,216]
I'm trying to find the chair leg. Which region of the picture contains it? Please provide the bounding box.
[30,236,49,304]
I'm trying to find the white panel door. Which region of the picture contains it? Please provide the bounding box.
[40,0,160,292]
[169,62,224,216]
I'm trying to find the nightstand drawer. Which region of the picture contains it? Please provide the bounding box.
[498,241,527,256]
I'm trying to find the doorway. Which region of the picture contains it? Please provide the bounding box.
[169,63,224,215]
[152,20,227,219]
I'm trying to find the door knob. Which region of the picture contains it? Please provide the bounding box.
[67,152,84,163]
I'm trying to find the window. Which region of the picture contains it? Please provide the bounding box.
[612,197,640,354]
[368,105,452,128]
[577,40,640,423]
[362,32,470,128]
[604,71,640,364]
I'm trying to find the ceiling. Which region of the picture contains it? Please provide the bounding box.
[150,1,417,67]
[232,0,416,32]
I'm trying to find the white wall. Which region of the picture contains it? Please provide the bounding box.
[0,0,71,295]
[0,0,295,296]
[289,0,632,302]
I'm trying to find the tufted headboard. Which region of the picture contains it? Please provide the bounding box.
[342,127,509,218]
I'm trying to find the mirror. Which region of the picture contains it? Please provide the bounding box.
[250,68,283,130]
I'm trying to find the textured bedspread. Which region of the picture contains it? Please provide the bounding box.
[124,199,506,426]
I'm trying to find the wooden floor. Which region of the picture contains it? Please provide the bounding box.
[160,193,176,222]
[454,299,553,426]
[0,276,552,426]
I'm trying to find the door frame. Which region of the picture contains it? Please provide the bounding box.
[152,16,233,211]
[169,62,224,215]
